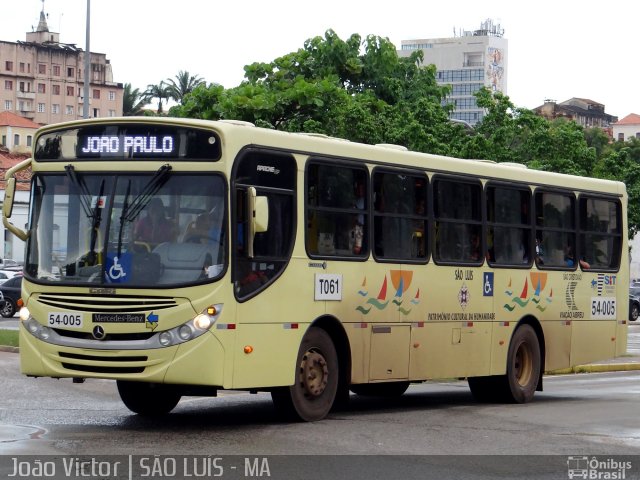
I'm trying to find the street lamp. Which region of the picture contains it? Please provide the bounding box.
[83,0,90,119]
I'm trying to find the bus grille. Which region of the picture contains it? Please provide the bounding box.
[59,351,148,374]
[37,293,177,313]
[53,328,155,341]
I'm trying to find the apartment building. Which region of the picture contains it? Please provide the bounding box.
[533,98,617,131]
[0,5,123,127]
[399,19,508,126]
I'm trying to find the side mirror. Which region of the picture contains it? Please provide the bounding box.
[247,187,269,258]
[2,177,28,241]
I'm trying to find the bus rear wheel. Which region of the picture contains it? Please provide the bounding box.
[117,380,182,415]
[468,324,540,403]
[271,327,338,422]
[350,381,410,397]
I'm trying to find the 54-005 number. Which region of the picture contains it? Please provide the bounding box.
[47,312,83,328]
[590,298,616,319]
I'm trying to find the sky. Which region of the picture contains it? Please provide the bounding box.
[2,0,639,119]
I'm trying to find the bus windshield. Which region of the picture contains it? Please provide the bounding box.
[25,171,227,287]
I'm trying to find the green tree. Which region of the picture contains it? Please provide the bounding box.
[172,30,455,153]
[144,81,171,114]
[166,70,205,103]
[122,83,149,116]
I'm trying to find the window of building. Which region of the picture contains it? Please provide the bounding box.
[578,196,621,271]
[372,169,428,261]
[4,80,12,90]
[109,109,116,117]
[52,104,60,114]
[534,190,575,269]
[19,62,25,73]
[617,133,624,141]
[109,91,116,101]
[14,134,19,146]
[38,103,46,113]
[93,89,100,99]
[306,162,368,257]
[93,108,100,117]
[5,61,13,71]
[66,105,74,115]
[38,64,46,75]
[486,185,532,266]
[66,86,74,96]
[67,67,74,78]
[4,100,12,111]
[1,135,5,146]
[433,177,483,264]
[53,65,61,76]
[52,84,60,95]
[37,83,46,94]
[27,136,32,147]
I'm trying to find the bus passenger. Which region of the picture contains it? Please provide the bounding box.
[135,198,176,245]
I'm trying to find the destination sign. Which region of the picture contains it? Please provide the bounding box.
[34,123,221,161]
[81,135,175,155]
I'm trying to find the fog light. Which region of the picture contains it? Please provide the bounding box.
[159,331,172,346]
[178,325,192,341]
[19,307,30,322]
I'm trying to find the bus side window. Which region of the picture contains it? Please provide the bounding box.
[535,190,575,269]
[306,163,368,257]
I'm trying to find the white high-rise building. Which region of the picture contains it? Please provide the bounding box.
[399,19,508,126]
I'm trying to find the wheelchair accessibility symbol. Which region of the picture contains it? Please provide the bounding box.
[109,256,127,281]
[483,272,494,297]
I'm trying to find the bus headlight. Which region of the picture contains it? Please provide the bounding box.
[153,304,222,348]
[178,325,193,341]
[24,317,53,341]
[159,331,172,346]
[19,307,30,322]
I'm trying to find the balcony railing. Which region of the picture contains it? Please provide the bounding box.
[16,91,35,99]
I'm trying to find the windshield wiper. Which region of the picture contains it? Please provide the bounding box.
[64,164,93,219]
[124,164,172,222]
[86,179,105,266]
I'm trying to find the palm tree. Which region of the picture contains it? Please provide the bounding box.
[143,81,171,114]
[122,83,149,116]
[166,70,205,103]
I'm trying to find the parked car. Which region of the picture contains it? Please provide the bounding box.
[0,268,22,283]
[629,286,640,322]
[0,275,22,318]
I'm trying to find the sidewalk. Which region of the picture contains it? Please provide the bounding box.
[1,318,640,373]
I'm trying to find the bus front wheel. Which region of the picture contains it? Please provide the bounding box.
[468,324,540,404]
[271,327,338,422]
[117,380,181,415]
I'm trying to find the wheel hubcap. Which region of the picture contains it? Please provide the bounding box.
[299,350,329,398]
[514,343,532,386]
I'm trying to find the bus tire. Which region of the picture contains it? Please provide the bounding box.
[350,381,410,397]
[468,324,540,403]
[505,324,540,403]
[117,380,181,415]
[271,327,338,422]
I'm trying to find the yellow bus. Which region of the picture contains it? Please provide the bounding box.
[3,117,628,421]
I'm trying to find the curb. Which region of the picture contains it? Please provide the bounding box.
[548,362,640,375]
[0,345,19,353]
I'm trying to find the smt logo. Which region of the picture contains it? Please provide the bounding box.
[567,456,632,479]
